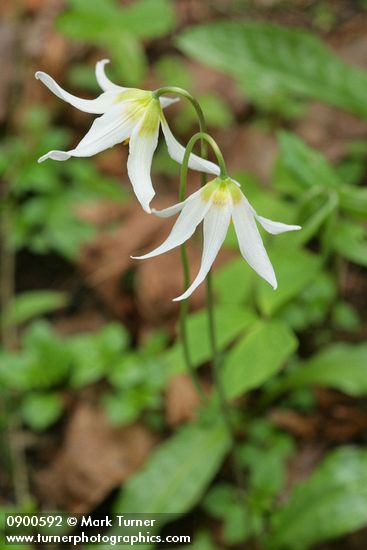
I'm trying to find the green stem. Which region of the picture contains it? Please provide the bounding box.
[207,273,246,494]
[157,88,244,490]
[178,131,227,404]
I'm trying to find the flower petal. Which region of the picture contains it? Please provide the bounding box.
[151,202,185,218]
[151,188,202,218]
[132,192,210,259]
[174,203,231,301]
[95,59,123,92]
[38,101,140,163]
[159,97,180,109]
[161,115,220,176]
[255,214,301,235]
[232,198,277,289]
[127,106,161,213]
[35,71,119,114]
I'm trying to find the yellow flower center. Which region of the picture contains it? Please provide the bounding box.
[201,177,242,207]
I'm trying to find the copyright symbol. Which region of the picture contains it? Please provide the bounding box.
[67,517,77,527]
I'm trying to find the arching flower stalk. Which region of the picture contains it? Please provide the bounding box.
[133,176,301,299]
[35,59,219,212]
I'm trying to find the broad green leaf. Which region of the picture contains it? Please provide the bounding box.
[268,447,367,550]
[58,0,175,41]
[278,131,341,190]
[236,172,298,223]
[156,55,193,90]
[290,193,338,246]
[3,291,67,327]
[285,342,367,396]
[215,258,255,305]
[338,184,367,218]
[20,392,63,431]
[223,320,297,399]
[164,305,257,375]
[333,220,367,267]
[116,0,175,40]
[115,420,230,513]
[177,22,367,117]
[256,248,322,316]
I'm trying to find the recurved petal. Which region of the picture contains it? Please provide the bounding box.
[132,192,211,259]
[174,203,231,301]
[127,105,161,213]
[232,198,277,289]
[38,101,140,163]
[161,115,220,176]
[159,97,180,109]
[35,71,119,114]
[255,214,301,235]
[151,202,185,218]
[151,188,202,218]
[95,59,123,92]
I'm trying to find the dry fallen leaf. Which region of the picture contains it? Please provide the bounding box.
[36,402,158,513]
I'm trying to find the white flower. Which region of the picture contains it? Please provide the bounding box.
[133,177,301,300]
[35,59,219,212]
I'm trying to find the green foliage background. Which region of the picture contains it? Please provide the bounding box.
[1,1,367,549]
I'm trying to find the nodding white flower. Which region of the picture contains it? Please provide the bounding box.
[35,59,219,212]
[133,177,301,300]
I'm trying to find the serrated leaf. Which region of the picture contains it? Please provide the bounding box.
[177,22,367,117]
[268,447,367,550]
[223,320,297,399]
[114,420,230,513]
[285,342,367,396]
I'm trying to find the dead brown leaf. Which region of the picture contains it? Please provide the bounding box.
[165,374,206,426]
[36,402,158,513]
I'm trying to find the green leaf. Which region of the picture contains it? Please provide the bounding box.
[223,320,297,399]
[177,22,367,117]
[114,420,230,513]
[338,184,367,218]
[164,305,257,375]
[21,392,63,431]
[215,258,255,305]
[58,0,174,41]
[277,131,341,191]
[256,248,322,316]
[204,484,253,543]
[69,323,129,387]
[333,220,367,267]
[285,342,367,397]
[240,422,294,511]
[3,291,67,327]
[117,0,175,40]
[155,55,193,90]
[268,447,367,550]
[176,93,234,131]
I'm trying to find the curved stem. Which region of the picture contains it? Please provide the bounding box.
[181,132,228,182]
[155,88,210,403]
[157,87,244,490]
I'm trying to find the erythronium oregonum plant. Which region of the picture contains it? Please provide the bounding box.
[133,176,301,300]
[35,59,219,212]
[36,60,302,482]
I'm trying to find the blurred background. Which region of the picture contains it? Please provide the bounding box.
[1,0,367,549]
